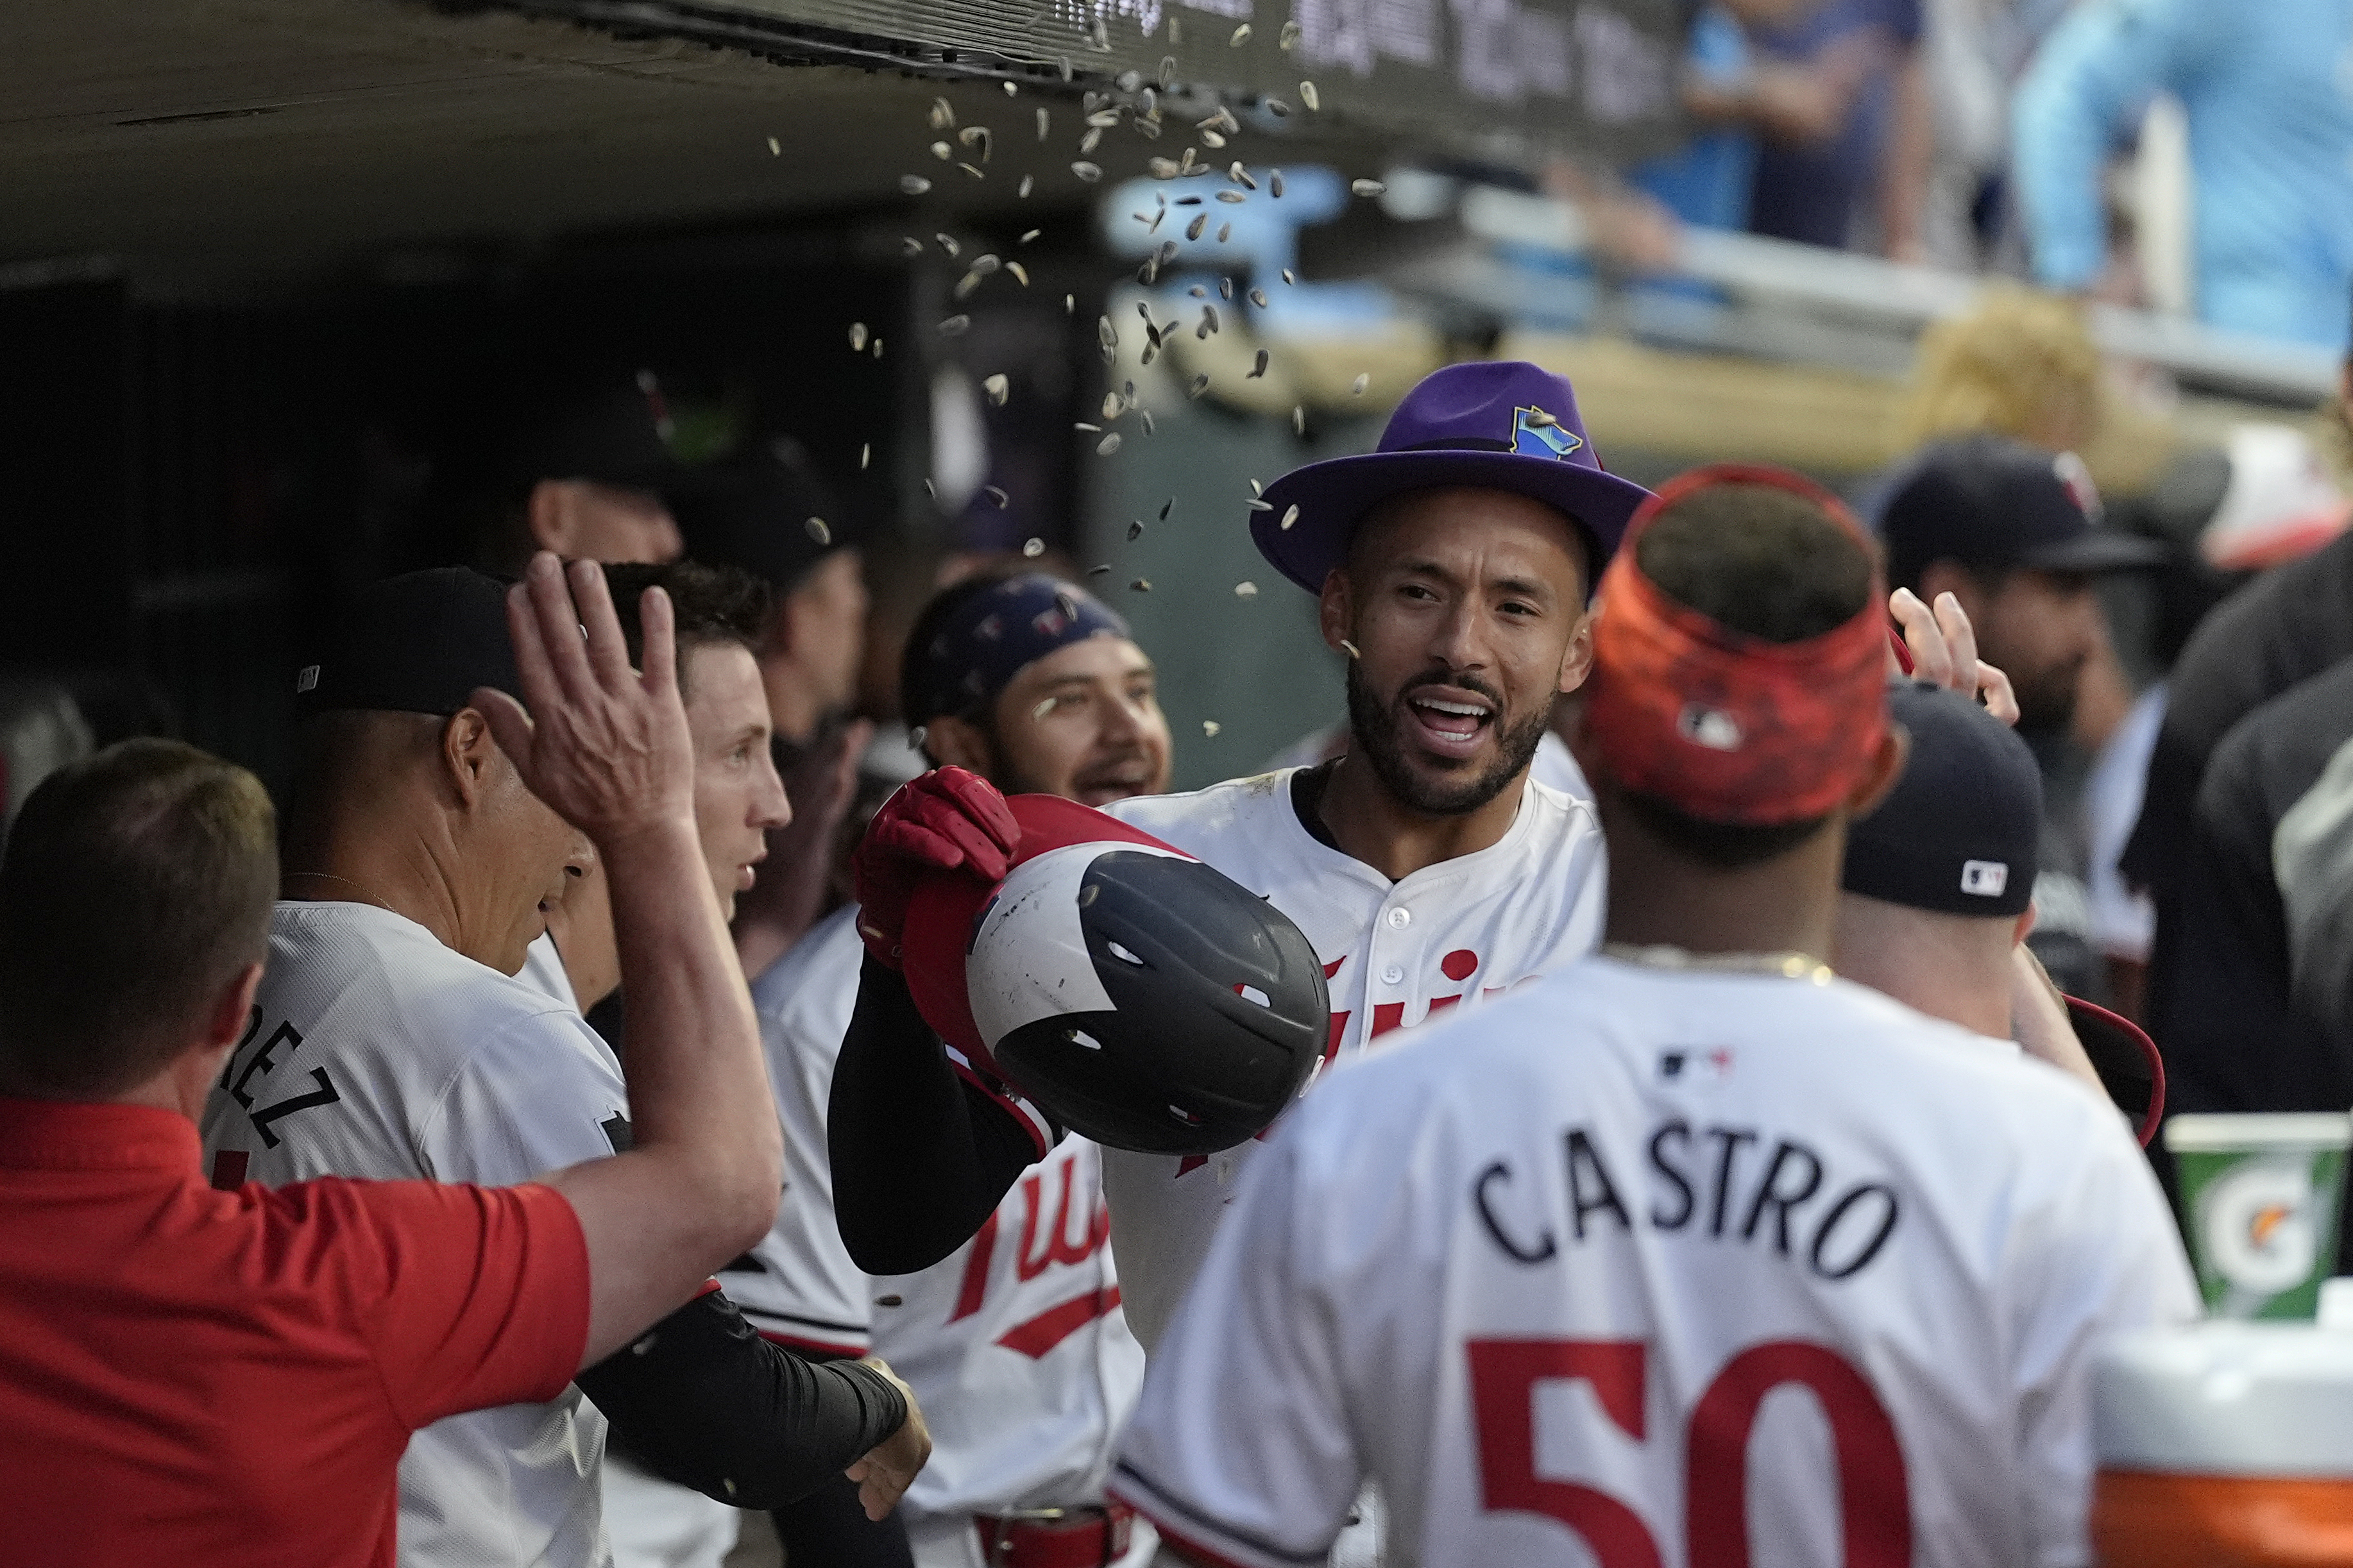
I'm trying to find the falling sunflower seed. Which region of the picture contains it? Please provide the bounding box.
[1021,535,1043,554]
[1114,68,1141,92]
[936,232,960,256]
[958,125,992,158]
[1186,214,1207,240]
[1090,17,1109,49]
[924,478,936,498]
[1065,293,1075,314]
[1087,563,1112,575]
[1271,169,1286,198]
[1351,372,1370,395]
[1218,222,1232,242]
[971,254,1000,274]
[959,162,985,178]
[987,487,1011,509]
[1292,404,1306,435]
[908,726,927,749]
[1220,276,1234,299]
[1250,478,1264,495]
[1006,260,1029,285]
[1282,267,1296,283]
[1098,316,1118,351]
[1228,162,1255,189]
[1217,190,1246,204]
[1075,422,1101,432]
[871,338,884,358]
[1266,97,1290,115]
[1280,503,1300,530]
[983,373,1010,405]
[1167,15,1181,44]
[1098,432,1123,455]
[804,517,831,544]
[1189,374,1210,398]
[1149,156,1182,179]
[930,97,955,130]
[1250,288,1270,308]
[1230,22,1252,43]
[1300,81,1320,110]
[1140,409,1155,434]
[1202,720,1221,736]
[1019,174,1035,198]
[1189,284,1207,299]
[1072,161,1103,182]
[1522,407,1559,428]
[1130,577,1152,592]
[767,135,780,155]
[1102,391,1127,419]
[859,443,871,469]
[849,322,869,351]
[939,314,971,336]
[1036,107,1051,140]
[1003,79,1018,95]
[953,271,982,299]
[931,140,953,160]
[1080,126,1103,155]
[1033,697,1057,721]
[1341,639,1361,659]
[1248,348,1270,377]
[1128,519,1144,541]
[1087,110,1121,130]
[1244,498,1273,512]
[901,236,923,256]
[900,174,933,195]
[1055,589,1078,619]
[1352,178,1386,197]
[1019,228,1041,244]
[1235,579,1259,596]
[1197,305,1219,337]
[1278,19,1302,47]
[1202,130,1227,149]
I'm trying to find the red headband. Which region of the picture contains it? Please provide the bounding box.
[1584,464,1889,827]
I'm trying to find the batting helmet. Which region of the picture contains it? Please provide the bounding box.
[900,793,1330,1155]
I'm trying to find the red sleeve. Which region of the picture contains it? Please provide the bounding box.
[325,1179,592,1430]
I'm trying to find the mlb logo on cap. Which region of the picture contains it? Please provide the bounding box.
[1960,859,2010,897]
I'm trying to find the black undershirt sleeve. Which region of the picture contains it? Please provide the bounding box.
[828,956,1051,1275]
[576,1289,907,1510]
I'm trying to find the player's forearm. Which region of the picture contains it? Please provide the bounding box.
[828,957,1036,1274]
[578,1289,910,1509]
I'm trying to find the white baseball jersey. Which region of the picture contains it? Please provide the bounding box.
[1096,768,1608,1351]
[200,902,628,1568]
[1110,957,2200,1568]
[725,906,1148,1540]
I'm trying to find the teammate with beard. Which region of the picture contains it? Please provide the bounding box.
[827,363,1651,1376]
[726,570,1169,1568]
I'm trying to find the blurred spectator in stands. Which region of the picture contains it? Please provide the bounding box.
[2012,0,2353,348]
[1916,0,2073,271]
[675,437,874,981]
[1896,286,2103,453]
[472,370,686,572]
[1880,434,2166,1001]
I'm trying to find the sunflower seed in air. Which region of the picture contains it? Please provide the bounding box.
[1007,262,1028,285]
[1140,409,1155,434]
[1150,156,1182,178]
[1160,54,1176,88]
[1098,316,1118,351]
[1293,405,1306,434]
[1141,87,1157,115]
[1087,564,1112,575]
[1202,130,1227,149]
[767,135,780,155]
[1098,433,1123,455]
[849,322,869,351]
[1185,214,1207,240]
[1202,720,1221,736]
[1266,97,1289,115]
[1087,110,1120,128]
[901,236,924,256]
[1280,503,1300,530]
[1036,108,1051,140]
[1211,222,1227,243]
[959,124,991,153]
[1250,288,1269,308]
[1278,19,1302,47]
[900,174,933,195]
[1270,169,1285,197]
[1180,145,1198,171]
[1300,81,1320,110]
[1217,190,1246,204]
[1130,577,1151,592]
[1156,496,1173,521]
[1134,115,1162,140]
[907,725,927,749]
[939,314,971,336]
[1072,161,1103,182]
[936,232,960,257]
[1220,276,1233,299]
[1080,127,1103,155]
[1157,239,1179,266]
[1189,374,1210,398]
[1341,639,1361,659]
[871,338,884,358]
[1033,697,1057,721]
[1228,162,1255,189]
[1114,68,1142,92]
[1090,17,1108,49]
[1128,519,1144,541]
[1059,55,1073,80]
[1075,422,1101,433]
[1244,498,1273,512]
[958,162,984,178]
[1102,391,1126,419]
[1020,228,1042,244]
[1282,267,1296,283]
[1352,373,1370,395]
[983,373,1010,405]
[987,487,1010,509]
[1019,174,1035,198]
[1232,578,1261,600]
[1003,80,1018,95]
[1250,478,1264,494]
[1352,178,1386,196]
[1197,305,1219,337]
[1230,22,1251,44]
[1189,284,1207,299]
[930,97,955,130]
[924,478,936,498]
[931,141,952,160]
[1167,15,1181,44]
[1021,534,1043,554]
[1065,293,1075,314]
[804,517,831,544]
[1523,408,1559,427]
[1055,590,1078,620]
[859,443,871,469]
[953,272,982,300]
[1249,348,1269,377]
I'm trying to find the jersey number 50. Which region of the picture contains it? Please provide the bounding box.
[1467,1338,1908,1568]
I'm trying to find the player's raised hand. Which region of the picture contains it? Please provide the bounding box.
[1889,587,2021,727]
[471,552,697,845]
[844,1358,932,1519]
[852,767,1021,967]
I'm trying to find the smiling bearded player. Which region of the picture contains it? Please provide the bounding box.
[828,363,1649,1365]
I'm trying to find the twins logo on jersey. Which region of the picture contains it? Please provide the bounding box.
[944,1152,1122,1357]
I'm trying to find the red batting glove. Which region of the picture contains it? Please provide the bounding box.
[852,767,1021,968]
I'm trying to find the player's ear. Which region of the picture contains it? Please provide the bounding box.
[1844,722,1910,818]
[2012,902,2037,945]
[1318,568,1355,656]
[1556,609,1594,696]
[525,479,573,556]
[441,708,497,807]
[922,714,993,777]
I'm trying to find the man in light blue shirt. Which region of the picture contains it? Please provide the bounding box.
[2012,0,2353,347]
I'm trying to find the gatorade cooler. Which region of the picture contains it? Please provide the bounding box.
[2093,1322,2353,1564]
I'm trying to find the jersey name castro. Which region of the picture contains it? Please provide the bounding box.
[727,908,1146,1521]
[1099,769,1606,1351]
[1112,961,2198,1568]
[200,902,630,1568]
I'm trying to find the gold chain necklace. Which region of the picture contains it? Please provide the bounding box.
[1601,943,1834,986]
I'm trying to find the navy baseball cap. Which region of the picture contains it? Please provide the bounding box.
[1843,679,2039,918]
[294,568,522,720]
[1879,433,2166,588]
[500,369,683,497]
[1253,360,1652,596]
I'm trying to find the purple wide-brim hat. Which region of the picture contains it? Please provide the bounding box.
[1253,359,1652,596]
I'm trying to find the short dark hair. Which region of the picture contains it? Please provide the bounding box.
[898,566,1030,738]
[1619,482,1876,868]
[603,559,772,700]
[0,740,277,1096]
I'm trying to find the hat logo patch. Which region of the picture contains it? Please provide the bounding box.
[1960,859,2009,897]
[295,664,319,695]
[1513,406,1583,460]
[1676,704,1743,752]
[2053,451,2103,524]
